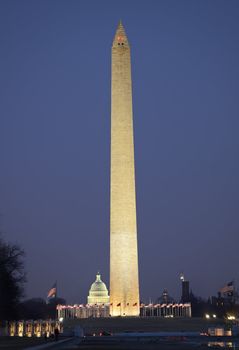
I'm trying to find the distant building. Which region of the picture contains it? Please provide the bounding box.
[87,273,110,305]
[155,289,174,304]
[181,280,190,303]
[179,273,190,303]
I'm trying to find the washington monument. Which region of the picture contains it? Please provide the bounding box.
[110,22,140,316]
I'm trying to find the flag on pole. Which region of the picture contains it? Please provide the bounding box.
[220,281,234,295]
[47,282,57,299]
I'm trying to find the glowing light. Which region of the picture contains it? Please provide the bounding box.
[59,317,64,322]
[227,315,235,320]
[213,314,217,318]
[180,273,185,281]
[205,314,210,319]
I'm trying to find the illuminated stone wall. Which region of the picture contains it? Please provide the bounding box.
[110,22,140,316]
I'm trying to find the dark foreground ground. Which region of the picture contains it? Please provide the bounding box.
[0,318,235,349]
[0,336,45,349]
[65,316,227,334]
[0,336,237,350]
[77,336,238,350]
[63,317,235,350]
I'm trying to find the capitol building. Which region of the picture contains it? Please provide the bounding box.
[87,273,110,305]
[57,272,110,319]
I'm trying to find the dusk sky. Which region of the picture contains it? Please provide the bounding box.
[1,0,239,304]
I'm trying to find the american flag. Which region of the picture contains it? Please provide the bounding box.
[220,281,234,295]
[47,282,57,298]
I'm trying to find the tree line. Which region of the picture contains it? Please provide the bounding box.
[0,236,25,321]
[0,235,65,321]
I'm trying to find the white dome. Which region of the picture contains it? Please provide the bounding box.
[87,273,110,305]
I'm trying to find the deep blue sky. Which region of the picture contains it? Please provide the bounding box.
[0,0,239,304]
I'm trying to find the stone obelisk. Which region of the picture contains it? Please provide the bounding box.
[110,21,140,316]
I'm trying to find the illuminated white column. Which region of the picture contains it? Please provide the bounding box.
[110,21,140,317]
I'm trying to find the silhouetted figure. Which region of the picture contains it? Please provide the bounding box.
[54,327,59,341]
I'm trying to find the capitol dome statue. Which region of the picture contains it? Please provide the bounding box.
[87,273,110,305]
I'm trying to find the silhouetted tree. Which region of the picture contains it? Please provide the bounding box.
[189,291,209,317]
[17,298,47,320]
[0,236,25,320]
[18,297,66,320]
[46,297,66,319]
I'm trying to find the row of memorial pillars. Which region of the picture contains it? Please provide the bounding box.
[140,305,191,317]
[57,305,110,319]
[56,304,191,319]
[7,320,61,337]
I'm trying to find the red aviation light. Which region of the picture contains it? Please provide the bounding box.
[117,36,124,42]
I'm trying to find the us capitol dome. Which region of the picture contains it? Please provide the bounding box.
[87,272,110,305]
